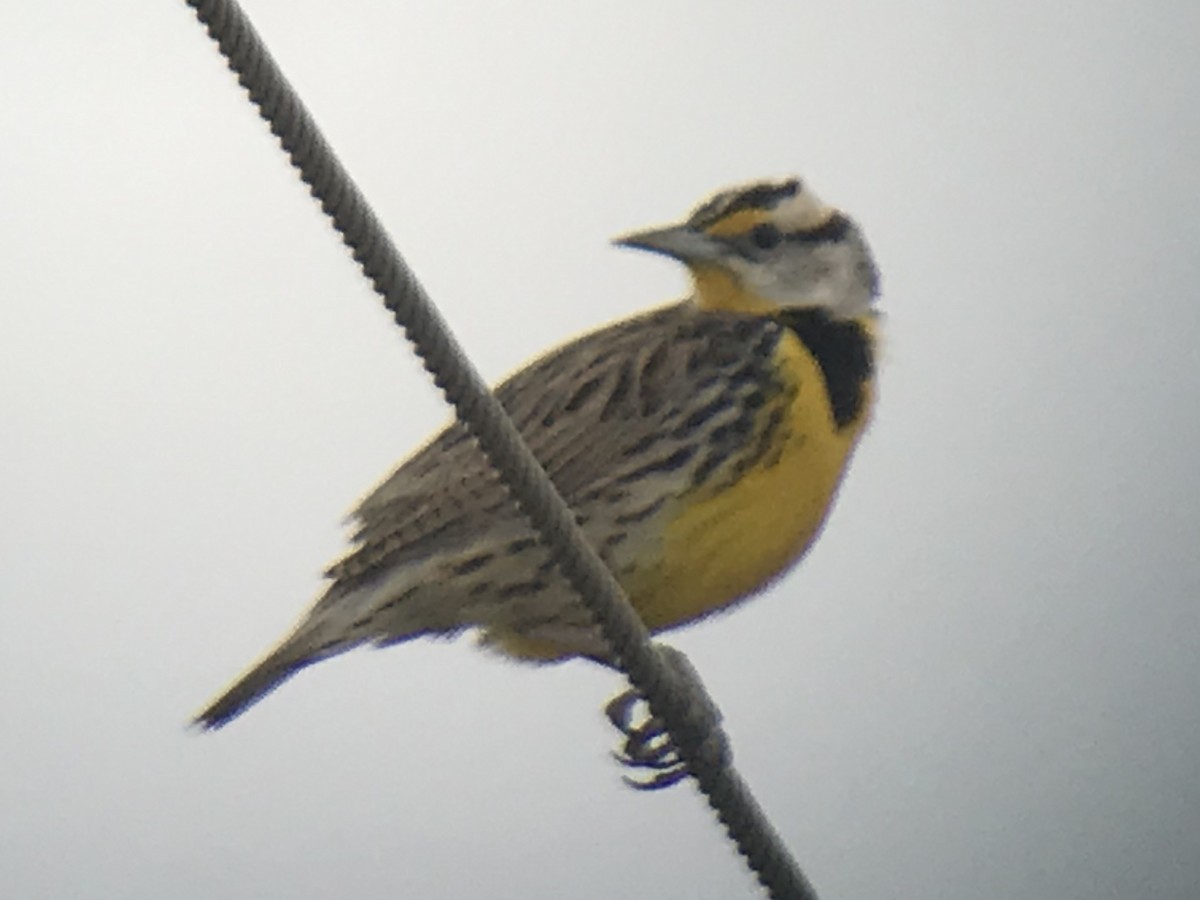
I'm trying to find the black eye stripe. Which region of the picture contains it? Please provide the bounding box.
[731,212,852,257]
[785,212,852,244]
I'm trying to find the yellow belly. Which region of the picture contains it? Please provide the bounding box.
[630,329,872,631]
[487,321,874,661]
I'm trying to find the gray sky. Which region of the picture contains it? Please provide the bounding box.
[3,1,1198,898]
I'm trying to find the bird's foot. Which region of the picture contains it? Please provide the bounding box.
[604,645,729,791]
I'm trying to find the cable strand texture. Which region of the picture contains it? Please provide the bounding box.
[183,2,819,897]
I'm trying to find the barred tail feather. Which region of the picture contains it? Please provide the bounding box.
[193,638,346,730]
[194,571,434,729]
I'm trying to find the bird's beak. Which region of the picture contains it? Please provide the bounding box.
[612,222,723,263]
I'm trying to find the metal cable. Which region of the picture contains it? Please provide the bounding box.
[182,2,820,897]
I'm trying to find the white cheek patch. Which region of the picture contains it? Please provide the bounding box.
[772,186,835,232]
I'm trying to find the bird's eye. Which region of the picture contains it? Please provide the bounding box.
[749,223,783,251]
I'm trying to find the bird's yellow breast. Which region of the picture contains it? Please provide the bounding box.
[629,325,874,631]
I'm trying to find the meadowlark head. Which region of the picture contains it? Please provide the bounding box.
[614,177,879,318]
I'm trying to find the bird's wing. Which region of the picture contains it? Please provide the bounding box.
[325,302,790,587]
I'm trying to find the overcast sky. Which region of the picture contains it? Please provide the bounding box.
[3,2,1199,898]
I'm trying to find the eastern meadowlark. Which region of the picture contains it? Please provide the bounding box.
[196,176,880,729]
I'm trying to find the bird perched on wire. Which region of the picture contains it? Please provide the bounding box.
[195,176,881,738]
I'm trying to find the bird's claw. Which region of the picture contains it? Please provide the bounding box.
[603,646,729,791]
[606,688,690,789]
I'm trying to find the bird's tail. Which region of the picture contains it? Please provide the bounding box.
[192,634,346,730]
[193,570,438,729]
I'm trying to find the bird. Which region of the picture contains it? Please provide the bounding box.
[195,175,881,731]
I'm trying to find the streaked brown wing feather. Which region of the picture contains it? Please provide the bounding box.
[326,302,784,587]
